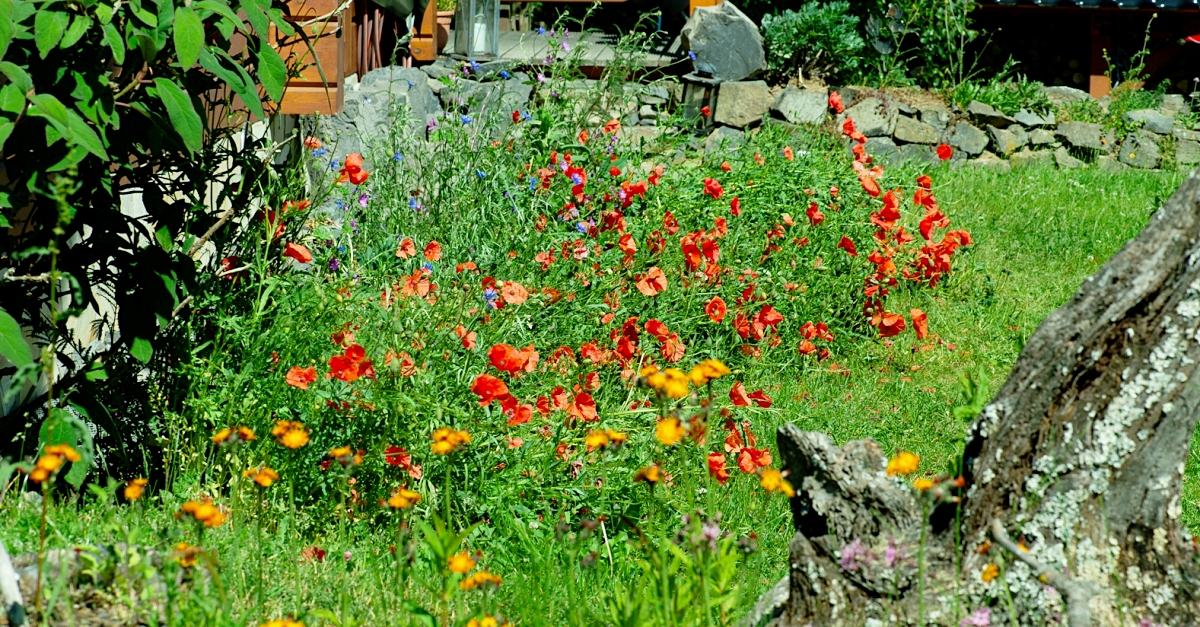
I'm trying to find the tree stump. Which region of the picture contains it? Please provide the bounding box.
[763,171,1200,626]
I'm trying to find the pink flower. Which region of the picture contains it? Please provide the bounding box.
[960,609,991,627]
[838,538,871,572]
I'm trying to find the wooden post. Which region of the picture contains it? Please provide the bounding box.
[1089,15,1111,98]
[272,0,357,115]
[410,0,440,61]
[688,0,721,15]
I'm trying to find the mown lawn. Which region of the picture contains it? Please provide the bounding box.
[1,147,1190,626]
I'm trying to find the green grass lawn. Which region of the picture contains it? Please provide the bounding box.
[1,149,1191,626]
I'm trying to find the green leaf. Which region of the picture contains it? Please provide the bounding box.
[0,0,14,61]
[34,9,68,58]
[0,121,13,147]
[60,14,90,48]
[102,22,125,65]
[134,31,157,62]
[172,5,203,68]
[0,61,31,93]
[154,225,172,250]
[66,109,107,159]
[194,0,242,30]
[401,602,436,627]
[152,77,201,153]
[39,407,95,490]
[28,92,70,135]
[0,83,23,113]
[255,44,286,103]
[94,2,112,24]
[130,0,157,27]
[199,48,264,119]
[129,336,152,362]
[83,359,108,381]
[239,0,267,37]
[0,306,32,367]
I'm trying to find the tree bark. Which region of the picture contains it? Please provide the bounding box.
[766,171,1200,626]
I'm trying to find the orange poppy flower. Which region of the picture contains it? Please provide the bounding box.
[872,311,907,338]
[454,325,478,350]
[286,365,318,389]
[567,392,598,422]
[470,374,509,405]
[729,381,751,406]
[916,174,932,190]
[748,389,772,408]
[603,119,621,134]
[828,91,844,113]
[500,281,528,305]
[506,403,533,426]
[720,161,732,172]
[707,452,730,485]
[636,267,667,297]
[660,334,685,363]
[618,233,637,260]
[806,202,824,226]
[338,152,369,185]
[396,238,417,259]
[703,178,723,200]
[783,146,794,161]
[283,242,313,264]
[911,308,929,339]
[705,296,727,323]
[424,241,442,261]
[837,236,857,257]
[488,344,526,374]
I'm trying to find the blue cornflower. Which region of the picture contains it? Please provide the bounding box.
[407,81,414,87]
[422,262,434,271]
[576,222,588,233]
[312,147,327,157]
[521,111,532,121]
[537,26,546,35]
[335,199,346,209]
[470,60,481,70]
[330,159,339,169]
[528,176,537,190]
[688,50,696,61]
[476,170,487,179]
[409,197,419,209]
[461,114,472,124]
[570,173,583,185]
[484,287,498,307]
[500,70,510,79]
[394,150,404,161]
[337,246,346,253]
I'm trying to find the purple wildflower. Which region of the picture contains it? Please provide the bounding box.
[838,538,870,572]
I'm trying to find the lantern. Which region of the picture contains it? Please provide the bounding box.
[454,0,500,59]
[680,63,722,129]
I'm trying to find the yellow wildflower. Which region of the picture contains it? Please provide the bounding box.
[760,468,795,497]
[431,427,471,455]
[585,430,610,450]
[605,429,627,445]
[260,620,305,627]
[981,563,999,583]
[688,359,731,385]
[460,570,502,590]
[447,551,476,574]
[913,478,934,491]
[633,465,662,484]
[660,368,690,399]
[386,488,421,509]
[44,444,81,462]
[243,467,280,488]
[174,542,199,568]
[467,618,499,627]
[655,417,685,446]
[329,446,353,459]
[886,451,920,476]
[273,420,310,449]
[124,478,149,500]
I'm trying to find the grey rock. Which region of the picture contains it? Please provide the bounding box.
[1174,128,1200,142]
[987,124,1026,156]
[897,143,938,165]
[966,100,1018,128]
[1124,109,1174,134]
[770,87,827,125]
[968,150,1012,173]
[1056,121,1105,151]
[945,121,988,156]
[680,1,765,82]
[1097,155,1130,172]
[1117,131,1160,169]
[639,118,658,126]
[1160,94,1187,118]
[427,77,446,96]
[473,59,514,76]
[1042,85,1093,104]
[896,101,918,116]
[420,59,458,80]
[1029,128,1057,146]
[863,136,901,163]
[741,575,789,627]
[714,80,773,128]
[763,116,803,136]
[1055,147,1087,169]
[1014,108,1055,127]
[704,125,745,152]
[639,84,670,106]
[1010,148,1054,169]
[842,97,897,137]
[918,105,951,131]
[639,104,658,120]
[893,116,939,144]
[1177,139,1200,166]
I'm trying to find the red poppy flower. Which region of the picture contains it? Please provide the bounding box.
[454,325,477,350]
[506,403,533,427]
[705,296,727,323]
[936,144,953,160]
[636,266,667,297]
[798,339,816,355]
[384,445,411,468]
[703,178,723,200]
[872,311,907,338]
[707,452,730,485]
[919,208,950,241]
[730,197,741,216]
[578,129,589,144]
[286,365,318,389]
[755,304,782,328]
[512,110,521,123]
[720,161,732,172]
[828,91,844,113]
[303,136,323,150]
[713,217,728,238]
[837,236,857,257]
[660,333,685,363]
[663,211,680,236]
[729,381,751,406]
[603,119,621,134]
[536,396,553,415]
[551,386,569,410]
[737,447,771,473]
[488,344,525,374]
[618,233,637,260]
[609,166,621,177]
[911,308,929,339]
[859,175,881,197]
[457,261,477,273]
[424,240,442,261]
[648,164,664,186]
[284,242,313,264]
[338,152,369,185]
[783,146,794,161]
[396,238,416,259]
[806,202,824,226]
[747,389,772,408]
[916,174,932,190]
[700,105,711,117]
[645,319,670,341]
[567,392,598,422]
[221,256,246,281]
[471,374,510,406]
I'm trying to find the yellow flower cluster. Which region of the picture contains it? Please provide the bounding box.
[260,620,304,627]
[243,466,280,488]
[447,551,476,573]
[124,478,149,500]
[212,425,256,445]
[174,542,200,568]
[886,452,920,477]
[179,499,228,528]
[760,468,795,498]
[688,359,731,386]
[640,366,690,399]
[386,488,421,509]
[459,570,502,590]
[655,417,685,446]
[981,563,999,583]
[467,617,510,627]
[26,444,82,484]
[271,420,310,449]
[329,446,364,466]
[431,427,471,455]
[913,478,934,491]
[633,465,662,484]
[585,429,627,450]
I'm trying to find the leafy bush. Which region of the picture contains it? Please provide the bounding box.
[761,2,864,82]
[949,75,1053,116]
[0,0,301,471]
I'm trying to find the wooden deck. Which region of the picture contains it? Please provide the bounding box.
[445,31,688,68]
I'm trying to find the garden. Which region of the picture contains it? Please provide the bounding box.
[0,0,1198,625]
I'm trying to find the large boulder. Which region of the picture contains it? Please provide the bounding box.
[1054,146,1087,169]
[680,2,765,82]
[945,121,988,156]
[1123,109,1174,134]
[892,116,939,145]
[917,105,951,131]
[1117,131,1160,169]
[863,136,901,163]
[986,124,1026,156]
[770,87,827,125]
[1013,108,1055,127]
[841,97,897,137]
[714,80,773,128]
[705,125,745,152]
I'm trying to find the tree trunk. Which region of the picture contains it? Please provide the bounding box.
[764,171,1200,627]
